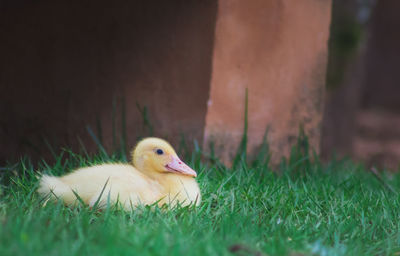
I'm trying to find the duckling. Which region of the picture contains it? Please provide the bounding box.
[38,137,201,210]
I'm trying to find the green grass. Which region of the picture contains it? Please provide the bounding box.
[1,146,400,256]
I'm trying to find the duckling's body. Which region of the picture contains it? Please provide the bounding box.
[38,138,201,209]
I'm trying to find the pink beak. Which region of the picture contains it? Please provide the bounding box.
[165,156,197,177]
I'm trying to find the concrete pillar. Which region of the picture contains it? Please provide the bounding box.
[204,0,332,165]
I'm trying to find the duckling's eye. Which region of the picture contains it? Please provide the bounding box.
[156,149,164,155]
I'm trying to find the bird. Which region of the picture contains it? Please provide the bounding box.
[37,137,201,210]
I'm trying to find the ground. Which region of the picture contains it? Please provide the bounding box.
[1,145,399,256]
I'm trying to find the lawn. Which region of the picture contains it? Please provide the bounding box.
[1,143,400,256]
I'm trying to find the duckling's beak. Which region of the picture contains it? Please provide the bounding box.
[165,156,197,177]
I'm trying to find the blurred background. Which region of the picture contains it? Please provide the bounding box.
[322,0,400,170]
[0,0,399,170]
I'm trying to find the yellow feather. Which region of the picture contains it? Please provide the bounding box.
[37,138,201,210]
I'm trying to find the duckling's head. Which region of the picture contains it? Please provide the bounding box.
[132,137,197,177]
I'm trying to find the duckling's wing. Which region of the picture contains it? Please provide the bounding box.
[39,163,163,209]
[86,168,163,209]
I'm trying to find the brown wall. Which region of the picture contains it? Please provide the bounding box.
[0,0,217,164]
[0,0,334,166]
[362,0,400,112]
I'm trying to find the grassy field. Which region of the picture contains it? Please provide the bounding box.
[1,142,400,256]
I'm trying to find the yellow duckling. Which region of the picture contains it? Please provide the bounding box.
[38,137,201,209]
